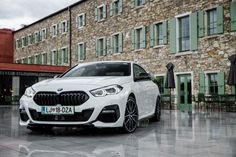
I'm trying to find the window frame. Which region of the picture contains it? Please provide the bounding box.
[41,28,47,41]
[51,24,57,37]
[77,42,85,61]
[97,4,106,21]
[61,20,68,34]
[76,13,86,29]
[206,8,217,36]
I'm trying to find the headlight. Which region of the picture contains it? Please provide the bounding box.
[24,87,36,98]
[90,85,123,97]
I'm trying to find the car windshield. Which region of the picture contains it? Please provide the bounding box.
[61,62,131,77]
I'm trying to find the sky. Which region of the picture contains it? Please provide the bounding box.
[0,0,80,30]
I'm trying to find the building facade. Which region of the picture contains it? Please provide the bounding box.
[14,0,236,109]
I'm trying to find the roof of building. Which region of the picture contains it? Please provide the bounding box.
[0,63,69,73]
[14,0,87,33]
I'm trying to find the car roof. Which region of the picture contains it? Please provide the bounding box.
[76,61,134,67]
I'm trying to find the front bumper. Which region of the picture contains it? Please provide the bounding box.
[19,91,128,128]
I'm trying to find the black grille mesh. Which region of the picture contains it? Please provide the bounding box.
[33,91,89,106]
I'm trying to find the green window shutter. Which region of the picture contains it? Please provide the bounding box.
[131,29,135,50]
[83,43,86,60]
[95,38,99,57]
[44,53,47,65]
[57,24,60,35]
[110,36,114,54]
[163,21,167,44]
[217,72,225,95]
[103,37,107,55]
[131,0,135,8]
[190,12,198,51]
[232,86,236,94]
[54,50,58,65]
[76,44,78,61]
[217,5,224,34]
[50,51,52,65]
[119,0,123,13]
[79,44,83,60]
[95,8,98,21]
[199,73,205,94]
[103,5,107,19]
[170,18,176,54]
[141,26,146,49]
[65,48,68,63]
[198,10,205,37]
[38,54,42,64]
[118,33,123,53]
[230,2,236,31]
[149,24,154,48]
[58,49,62,65]
[110,0,113,16]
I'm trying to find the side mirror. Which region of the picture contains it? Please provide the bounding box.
[54,75,59,78]
[135,73,151,81]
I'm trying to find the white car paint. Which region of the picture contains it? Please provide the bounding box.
[19,61,160,130]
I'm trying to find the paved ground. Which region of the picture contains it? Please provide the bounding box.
[0,106,236,157]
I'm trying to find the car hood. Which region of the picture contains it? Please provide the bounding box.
[32,76,131,92]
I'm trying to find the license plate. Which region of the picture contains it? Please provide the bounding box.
[41,106,74,115]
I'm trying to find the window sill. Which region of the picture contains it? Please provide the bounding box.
[112,52,122,55]
[174,51,195,57]
[77,26,85,30]
[97,19,106,23]
[202,34,221,39]
[153,45,165,49]
[133,5,144,10]
[134,49,145,52]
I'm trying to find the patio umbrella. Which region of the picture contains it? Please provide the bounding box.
[165,62,175,110]
[227,54,236,94]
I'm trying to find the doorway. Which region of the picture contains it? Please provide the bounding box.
[177,74,192,111]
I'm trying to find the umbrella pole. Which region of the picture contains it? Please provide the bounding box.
[170,88,172,110]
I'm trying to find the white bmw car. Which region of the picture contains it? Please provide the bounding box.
[19,61,161,133]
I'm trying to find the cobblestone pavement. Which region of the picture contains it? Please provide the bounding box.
[0,106,235,157]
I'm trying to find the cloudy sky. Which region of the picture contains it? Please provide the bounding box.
[0,0,80,30]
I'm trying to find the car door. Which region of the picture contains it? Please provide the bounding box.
[132,64,154,117]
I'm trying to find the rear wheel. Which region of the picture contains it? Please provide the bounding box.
[121,96,138,133]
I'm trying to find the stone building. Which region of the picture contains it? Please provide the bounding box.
[14,0,236,109]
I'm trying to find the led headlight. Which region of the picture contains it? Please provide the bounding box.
[24,87,36,98]
[90,85,123,97]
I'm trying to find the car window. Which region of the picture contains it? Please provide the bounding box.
[133,64,147,80]
[62,62,131,77]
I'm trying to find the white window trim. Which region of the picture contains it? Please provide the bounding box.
[204,7,218,37]
[152,21,165,47]
[61,20,67,34]
[77,42,85,61]
[97,4,106,21]
[175,12,192,54]
[34,31,39,43]
[111,32,121,54]
[51,24,57,37]
[61,46,68,64]
[77,13,85,29]
[16,39,19,49]
[204,70,220,95]
[41,28,47,41]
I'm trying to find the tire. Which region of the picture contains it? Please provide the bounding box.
[121,96,139,133]
[151,96,161,122]
[27,125,52,132]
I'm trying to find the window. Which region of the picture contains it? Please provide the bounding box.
[34,31,40,43]
[62,62,131,77]
[22,58,28,64]
[150,21,167,48]
[16,59,21,64]
[110,33,123,53]
[51,24,57,37]
[96,37,107,57]
[42,53,47,65]
[61,21,68,33]
[131,27,146,50]
[207,8,217,35]
[29,56,34,64]
[53,50,58,65]
[22,37,27,47]
[41,28,47,40]
[133,64,147,80]
[76,13,86,28]
[208,73,218,95]
[132,0,145,8]
[76,42,86,61]
[178,15,190,52]
[35,55,39,64]
[110,0,122,16]
[28,34,32,45]
[95,5,106,21]
[61,47,68,64]
[155,23,163,45]
[16,39,21,49]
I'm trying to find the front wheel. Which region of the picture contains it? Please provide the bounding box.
[121,96,138,133]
